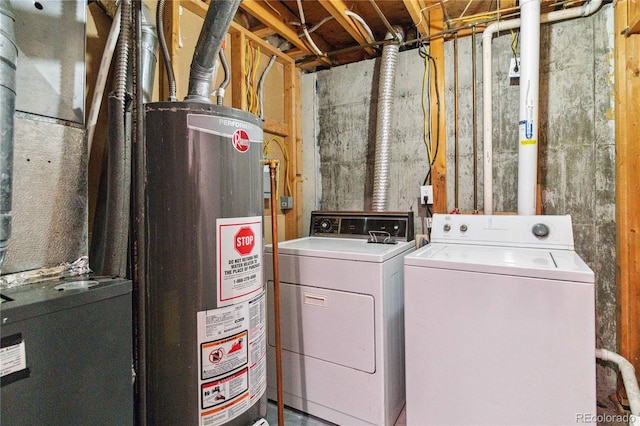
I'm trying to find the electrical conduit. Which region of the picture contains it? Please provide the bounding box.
[482,0,603,214]
[372,27,403,212]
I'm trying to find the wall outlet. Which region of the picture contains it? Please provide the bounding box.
[509,57,521,79]
[420,185,433,205]
[280,196,293,210]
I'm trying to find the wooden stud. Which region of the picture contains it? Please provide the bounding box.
[429,8,447,214]
[615,0,640,372]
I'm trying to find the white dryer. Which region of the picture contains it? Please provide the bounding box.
[265,211,415,425]
[404,214,596,425]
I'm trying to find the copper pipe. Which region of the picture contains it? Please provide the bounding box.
[267,159,284,426]
[471,25,478,212]
[453,33,459,209]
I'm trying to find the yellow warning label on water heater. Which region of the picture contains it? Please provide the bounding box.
[520,139,537,145]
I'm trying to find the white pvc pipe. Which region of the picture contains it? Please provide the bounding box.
[517,0,541,215]
[481,0,603,215]
[87,4,121,157]
[595,348,640,419]
[344,10,376,44]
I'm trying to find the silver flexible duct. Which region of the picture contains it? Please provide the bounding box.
[140,2,158,103]
[0,0,17,271]
[186,0,242,103]
[372,27,404,212]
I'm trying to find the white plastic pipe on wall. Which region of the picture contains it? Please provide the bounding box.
[595,348,640,421]
[482,0,603,215]
[517,0,541,215]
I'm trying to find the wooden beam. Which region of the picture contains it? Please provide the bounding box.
[239,0,333,66]
[615,0,640,373]
[283,59,299,240]
[262,119,289,138]
[403,0,433,37]
[230,30,248,110]
[428,7,447,214]
[317,0,378,56]
[628,0,640,35]
[251,25,276,39]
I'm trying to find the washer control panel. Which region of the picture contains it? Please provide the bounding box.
[431,214,575,250]
[310,211,414,242]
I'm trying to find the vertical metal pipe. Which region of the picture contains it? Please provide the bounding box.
[186,0,242,102]
[268,159,284,426]
[132,0,147,424]
[140,2,157,103]
[0,0,16,272]
[453,34,459,209]
[471,26,478,212]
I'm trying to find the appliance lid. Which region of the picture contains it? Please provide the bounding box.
[266,237,415,263]
[404,243,594,283]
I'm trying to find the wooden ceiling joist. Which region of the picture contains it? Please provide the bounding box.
[403,0,433,37]
[239,0,333,66]
[317,0,378,56]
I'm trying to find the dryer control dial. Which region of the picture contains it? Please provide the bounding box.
[532,223,550,238]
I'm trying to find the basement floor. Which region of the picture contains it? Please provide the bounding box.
[265,401,405,426]
[265,396,629,425]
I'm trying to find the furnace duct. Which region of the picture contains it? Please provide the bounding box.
[185,0,242,103]
[0,0,16,271]
[372,27,404,212]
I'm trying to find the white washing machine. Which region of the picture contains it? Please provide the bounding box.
[404,214,596,426]
[265,211,415,425]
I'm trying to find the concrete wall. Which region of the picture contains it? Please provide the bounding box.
[2,0,88,277]
[302,3,616,395]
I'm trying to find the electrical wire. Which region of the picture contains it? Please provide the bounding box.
[418,43,441,187]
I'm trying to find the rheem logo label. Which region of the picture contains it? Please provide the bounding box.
[232,129,250,153]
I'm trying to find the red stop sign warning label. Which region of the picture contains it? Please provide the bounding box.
[234,227,255,255]
[232,129,250,153]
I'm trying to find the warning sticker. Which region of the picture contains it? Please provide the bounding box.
[201,368,249,410]
[197,291,267,426]
[217,216,263,307]
[201,331,248,380]
[0,340,26,378]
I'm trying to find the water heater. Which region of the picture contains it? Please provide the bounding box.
[144,103,266,425]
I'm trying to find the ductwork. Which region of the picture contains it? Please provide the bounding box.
[372,26,404,212]
[185,0,242,103]
[140,2,158,103]
[0,0,17,271]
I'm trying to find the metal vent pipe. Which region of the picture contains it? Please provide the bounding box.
[185,0,241,103]
[0,0,17,271]
[372,26,404,212]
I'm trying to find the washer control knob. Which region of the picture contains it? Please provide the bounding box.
[532,223,549,238]
[460,224,468,232]
[320,219,333,232]
[443,223,451,232]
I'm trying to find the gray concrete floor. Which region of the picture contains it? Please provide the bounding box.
[265,401,406,425]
